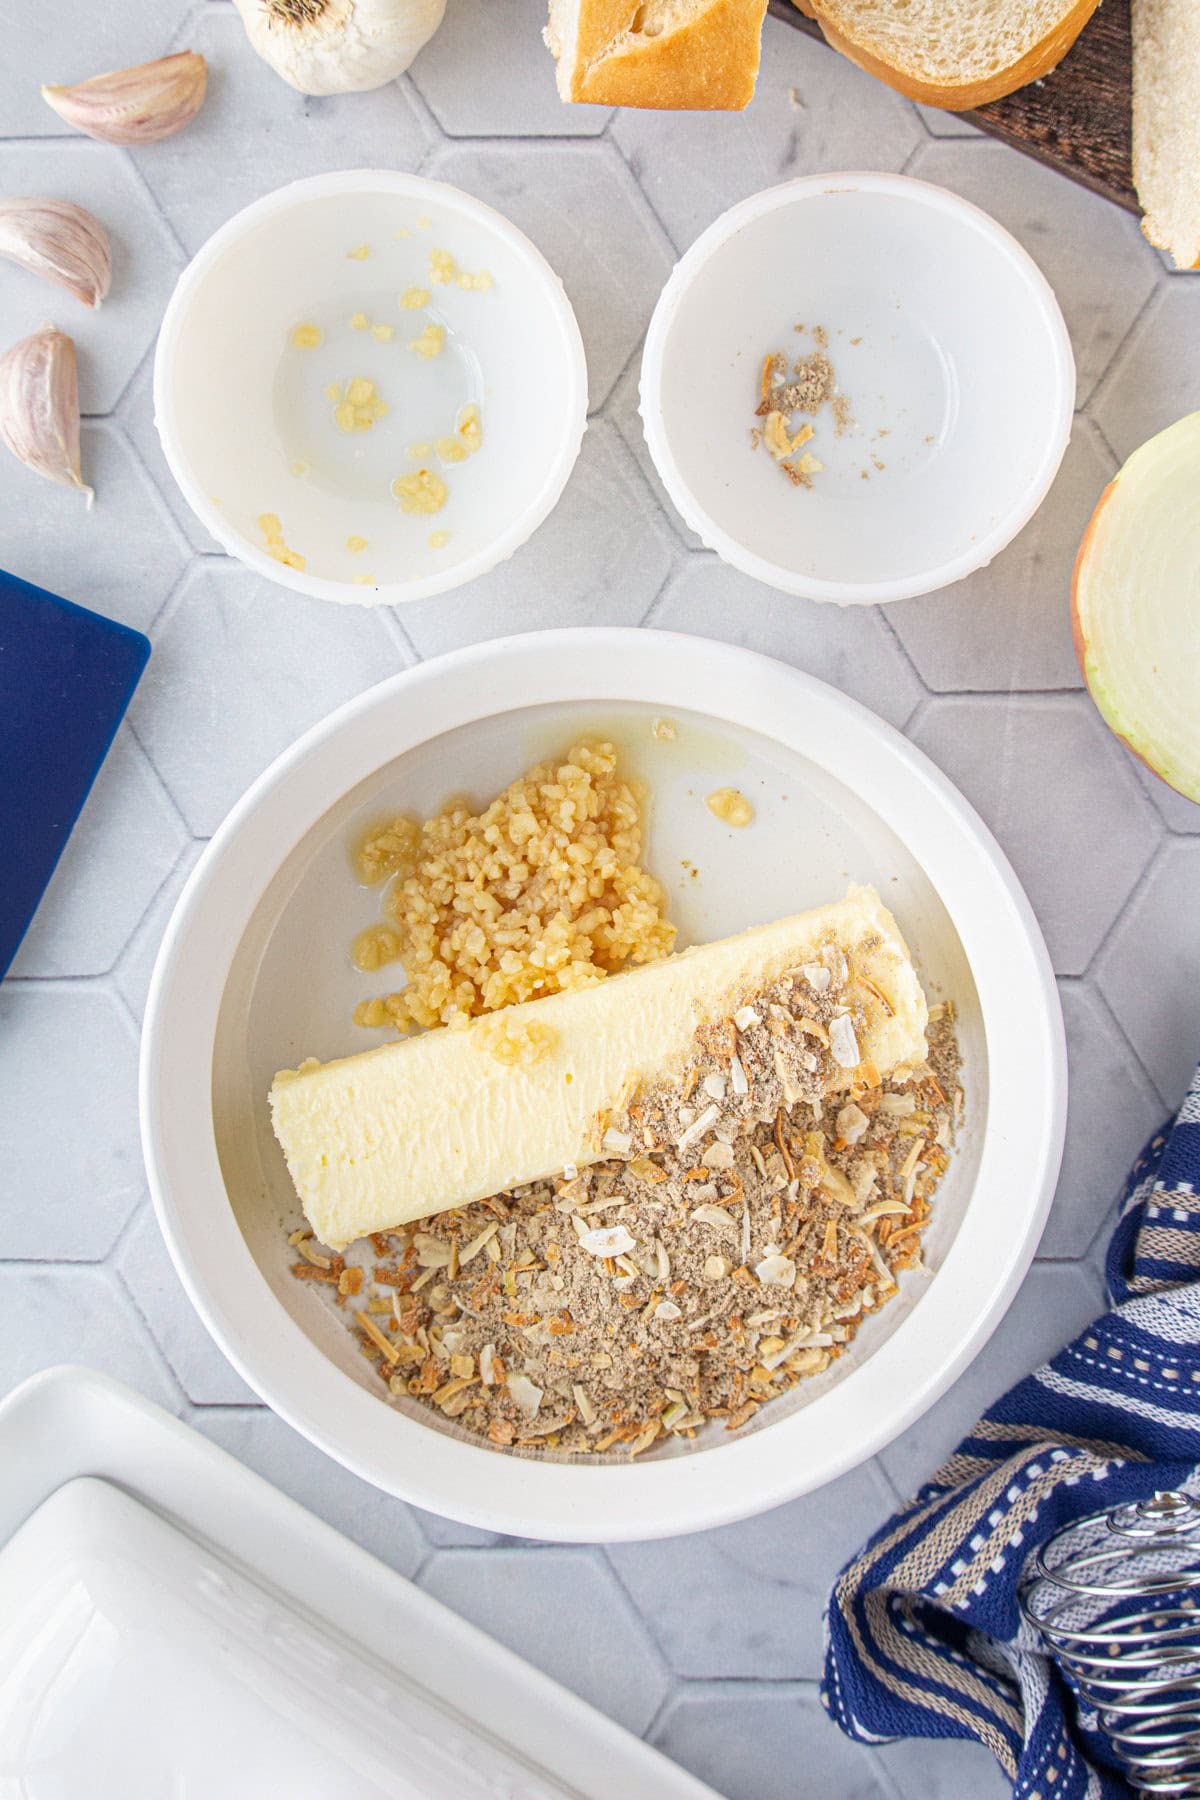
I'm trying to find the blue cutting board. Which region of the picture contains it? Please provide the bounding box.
[0,569,151,980]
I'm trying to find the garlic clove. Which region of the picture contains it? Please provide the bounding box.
[41,51,207,145]
[232,0,446,96]
[0,198,112,308]
[0,325,93,507]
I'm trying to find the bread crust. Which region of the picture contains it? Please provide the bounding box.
[795,0,1102,110]
[568,0,768,110]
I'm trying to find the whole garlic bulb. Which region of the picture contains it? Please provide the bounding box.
[232,0,446,95]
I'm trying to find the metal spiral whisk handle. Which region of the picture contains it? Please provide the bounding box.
[1021,1490,1200,1797]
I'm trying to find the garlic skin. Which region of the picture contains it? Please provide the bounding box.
[0,326,92,507]
[0,198,112,308]
[41,51,207,145]
[232,0,446,95]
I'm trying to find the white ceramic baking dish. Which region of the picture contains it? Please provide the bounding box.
[0,1366,716,1798]
[140,628,1066,1540]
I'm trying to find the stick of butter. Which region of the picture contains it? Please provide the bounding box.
[270,885,927,1250]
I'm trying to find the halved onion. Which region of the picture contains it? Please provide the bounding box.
[1071,411,1200,804]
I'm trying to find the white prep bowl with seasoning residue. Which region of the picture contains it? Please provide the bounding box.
[154,171,587,606]
[640,172,1075,605]
[140,629,1066,1543]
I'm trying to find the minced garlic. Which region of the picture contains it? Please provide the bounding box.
[392,467,448,515]
[406,440,433,458]
[407,322,445,359]
[400,286,430,309]
[372,322,395,342]
[458,403,481,453]
[257,512,305,571]
[351,922,402,972]
[356,739,674,1031]
[334,375,387,434]
[434,404,482,467]
[347,243,370,260]
[289,322,322,349]
[428,530,450,549]
[354,814,420,886]
[345,534,368,554]
[350,311,370,330]
[429,248,455,285]
[706,787,754,828]
[475,1015,559,1069]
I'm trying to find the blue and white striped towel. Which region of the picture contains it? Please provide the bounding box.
[823,1059,1200,1799]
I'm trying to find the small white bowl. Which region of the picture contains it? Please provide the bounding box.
[154,171,587,606]
[640,173,1076,605]
[140,628,1066,1543]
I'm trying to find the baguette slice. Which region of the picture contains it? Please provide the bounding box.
[1133,0,1200,270]
[545,0,768,110]
[794,0,1101,110]
[271,886,927,1250]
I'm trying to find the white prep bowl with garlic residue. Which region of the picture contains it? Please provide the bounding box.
[154,171,587,605]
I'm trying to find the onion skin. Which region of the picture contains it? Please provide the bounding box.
[1069,476,1116,682]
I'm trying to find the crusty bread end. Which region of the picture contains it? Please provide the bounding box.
[547,0,768,111]
[1133,0,1200,270]
[794,0,1101,111]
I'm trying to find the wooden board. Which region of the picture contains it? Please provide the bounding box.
[770,0,1137,213]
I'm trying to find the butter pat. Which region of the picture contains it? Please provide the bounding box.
[270,887,927,1250]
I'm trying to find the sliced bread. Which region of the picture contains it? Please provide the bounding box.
[794,0,1102,110]
[545,0,768,110]
[1133,0,1200,270]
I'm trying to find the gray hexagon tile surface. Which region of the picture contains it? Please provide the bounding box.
[116,1203,258,1405]
[910,137,1158,408]
[130,8,433,255]
[0,985,142,1261]
[412,0,612,137]
[909,694,1160,975]
[1092,281,1200,460]
[648,559,922,729]
[419,1548,669,1734]
[0,142,185,414]
[399,422,675,655]
[3,8,1196,1796]
[654,1685,896,1800]
[1047,982,1167,1259]
[113,839,205,1023]
[130,559,402,835]
[888,419,1112,693]
[0,1263,179,1408]
[613,26,922,252]
[426,139,674,409]
[0,424,188,633]
[607,1459,897,1680]
[188,1404,427,1578]
[1096,840,1200,1111]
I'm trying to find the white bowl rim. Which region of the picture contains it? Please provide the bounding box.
[153,169,589,608]
[140,627,1067,1542]
[639,171,1077,606]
